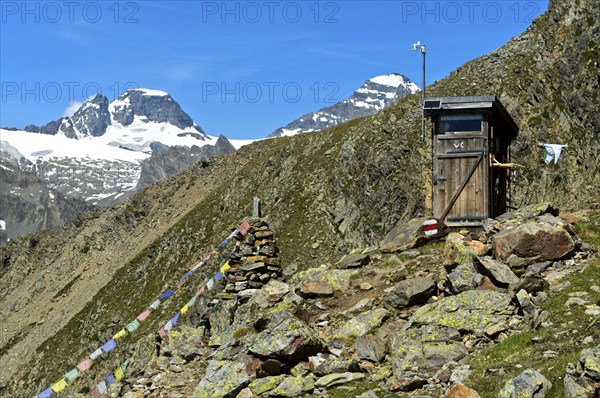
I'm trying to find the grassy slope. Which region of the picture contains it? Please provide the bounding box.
[466,213,600,397]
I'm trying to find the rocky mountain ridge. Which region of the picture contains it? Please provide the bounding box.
[268,73,419,137]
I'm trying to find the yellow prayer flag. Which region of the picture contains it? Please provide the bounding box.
[112,328,127,340]
[114,366,124,381]
[220,260,231,274]
[51,378,68,393]
[180,304,189,315]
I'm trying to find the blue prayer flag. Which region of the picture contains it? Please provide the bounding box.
[179,272,193,282]
[100,338,117,353]
[159,289,174,299]
[171,312,180,326]
[105,374,115,385]
[214,271,223,282]
[36,387,54,398]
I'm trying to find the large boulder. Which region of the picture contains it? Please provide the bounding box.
[497,368,551,398]
[194,357,255,398]
[292,265,352,295]
[411,290,515,335]
[208,299,237,347]
[247,311,324,363]
[334,308,390,341]
[355,334,387,362]
[474,256,519,287]
[580,344,600,381]
[389,325,467,376]
[385,276,437,309]
[380,217,444,253]
[493,221,575,266]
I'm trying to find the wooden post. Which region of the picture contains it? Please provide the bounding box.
[253,197,261,218]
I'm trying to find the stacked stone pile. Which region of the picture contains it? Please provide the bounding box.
[222,219,284,296]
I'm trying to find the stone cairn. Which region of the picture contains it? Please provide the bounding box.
[221,219,283,296]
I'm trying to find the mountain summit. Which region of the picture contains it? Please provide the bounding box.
[268,73,419,137]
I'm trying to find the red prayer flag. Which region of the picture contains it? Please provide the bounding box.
[136,309,151,322]
[237,221,251,236]
[76,358,93,372]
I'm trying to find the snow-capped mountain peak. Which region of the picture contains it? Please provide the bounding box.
[269,73,419,137]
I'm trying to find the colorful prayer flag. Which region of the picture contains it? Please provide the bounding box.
[164,320,173,331]
[187,296,197,308]
[112,328,127,340]
[159,289,174,299]
[179,272,193,282]
[97,380,108,393]
[158,327,166,338]
[150,299,161,310]
[206,278,214,290]
[180,304,189,315]
[90,347,103,360]
[100,339,117,353]
[64,368,79,383]
[171,313,180,326]
[237,221,251,236]
[220,260,231,274]
[36,387,54,398]
[77,358,93,372]
[191,261,204,272]
[90,386,100,397]
[137,309,151,322]
[105,374,115,385]
[114,367,124,382]
[126,319,141,333]
[214,271,223,282]
[50,378,67,393]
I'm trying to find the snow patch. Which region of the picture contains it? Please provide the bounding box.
[369,74,409,87]
[134,88,170,97]
[0,220,6,231]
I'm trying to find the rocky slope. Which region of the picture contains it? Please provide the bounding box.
[268,73,419,137]
[0,0,598,395]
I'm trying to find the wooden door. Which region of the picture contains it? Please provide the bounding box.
[434,134,486,225]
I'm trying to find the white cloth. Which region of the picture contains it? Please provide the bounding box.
[89,348,103,360]
[543,144,567,164]
[149,300,161,310]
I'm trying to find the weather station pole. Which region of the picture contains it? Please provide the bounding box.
[412,41,426,142]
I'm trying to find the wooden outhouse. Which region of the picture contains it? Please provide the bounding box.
[424,96,519,230]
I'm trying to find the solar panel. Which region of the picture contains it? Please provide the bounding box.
[423,100,442,109]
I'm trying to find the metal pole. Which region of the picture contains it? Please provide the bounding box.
[421,45,426,143]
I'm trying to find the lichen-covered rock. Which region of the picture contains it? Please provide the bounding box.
[334,308,390,342]
[563,373,590,398]
[293,265,352,294]
[445,262,481,295]
[261,279,290,302]
[580,344,600,381]
[388,325,467,376]
[385,276,436,309]
[493,221,575,265]
[247,311,324,363]
[443,233,486,269]
[497,368,551,398]
[266,375,315,397]
[314,372,365,388]
[248,375,286,395]
[164,324,207,361]
[412,290,514,334]
[495,203,559,224]
[208,299,237,347]
[355,334,387,362]
[308,353,359,376]
[194,358,254,398]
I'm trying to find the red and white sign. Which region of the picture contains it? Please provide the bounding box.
[423,219,438,236]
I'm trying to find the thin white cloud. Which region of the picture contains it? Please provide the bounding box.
[62,101,82,117]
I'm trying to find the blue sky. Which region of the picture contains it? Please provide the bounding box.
[1,1,548,139]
